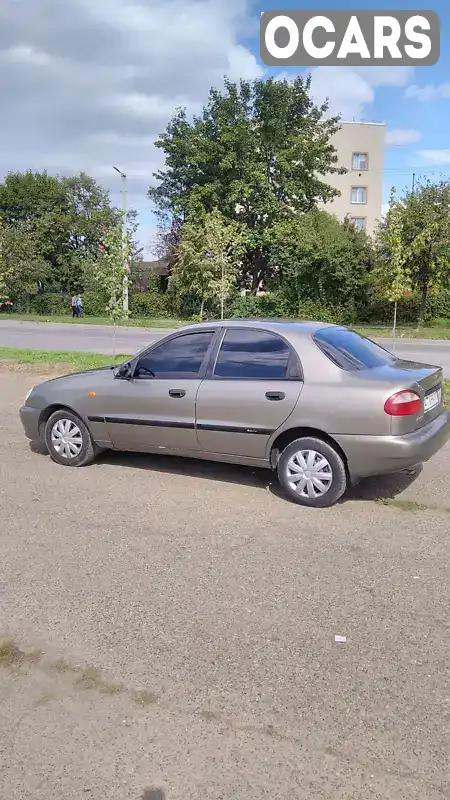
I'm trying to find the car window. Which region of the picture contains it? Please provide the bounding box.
[313,327,396,371]
[136,331,214,378]
[214,329,292,379]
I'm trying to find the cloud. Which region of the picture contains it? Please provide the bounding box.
[0,0,262,248]
[385,129,422,146]
[417,150,450,165]
[405,83,450,102]
[308,66,413,119]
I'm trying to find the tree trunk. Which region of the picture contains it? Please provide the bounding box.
[199,297,204,319]
[417,283,428,331]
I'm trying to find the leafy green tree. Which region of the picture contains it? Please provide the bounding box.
[172,209,244,317]
[268,209,374,317]
[150,76,345,292]
[91,214,133,321]
[0,170,132,293]
[376,179,450,326]
[0,220,50,299]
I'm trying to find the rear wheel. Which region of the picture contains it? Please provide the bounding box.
[44,410,97,467]
[277,436,347,508]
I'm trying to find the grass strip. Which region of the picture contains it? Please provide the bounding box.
[0,313,182,329]
[0,347,130,371]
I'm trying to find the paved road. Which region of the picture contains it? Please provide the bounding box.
[1,320,450,376]
[0,319,167,355]
[1,370,449,799]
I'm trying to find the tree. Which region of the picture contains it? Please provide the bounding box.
[149,76,345,292]
[375,180,450,327]
[91,214,134,323]
[172,209,244,318]
[268,209,374,317]
[0,220,50,300]
[0,170,131,293]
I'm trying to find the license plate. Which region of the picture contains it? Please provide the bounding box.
[424,387,442,412]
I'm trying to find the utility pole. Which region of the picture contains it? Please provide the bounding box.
[412,172,416,194]
[113,166,128,313]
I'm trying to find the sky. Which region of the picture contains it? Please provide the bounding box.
[1,0,450,256]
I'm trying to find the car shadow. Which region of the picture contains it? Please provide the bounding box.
[29,442,422,505]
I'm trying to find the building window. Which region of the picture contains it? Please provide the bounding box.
[350,217,367,231]
[351,187,367,204]
[352,152,369,170]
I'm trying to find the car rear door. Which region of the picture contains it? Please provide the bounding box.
[103,329,216,452]
[195,327,303,459]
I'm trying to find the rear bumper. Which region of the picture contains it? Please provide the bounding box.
[334,411,450,480]
[19,405,41,442]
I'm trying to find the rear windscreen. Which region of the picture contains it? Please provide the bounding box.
[313,327,396,371]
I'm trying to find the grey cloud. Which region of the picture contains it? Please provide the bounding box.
[0,0,262,240]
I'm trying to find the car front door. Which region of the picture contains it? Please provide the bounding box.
[102,330,216,453]
[195,327,304,460]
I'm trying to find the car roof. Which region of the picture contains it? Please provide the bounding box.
[180,318,342,336]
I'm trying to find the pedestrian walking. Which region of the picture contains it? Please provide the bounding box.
[76,294,83,318]
[71,295,78,318]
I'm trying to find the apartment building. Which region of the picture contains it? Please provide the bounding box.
[319,121,385,236]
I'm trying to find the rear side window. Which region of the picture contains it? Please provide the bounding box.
[313,327,396,371]
[214,329,294,379]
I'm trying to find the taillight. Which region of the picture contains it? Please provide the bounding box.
[384,390,422,416]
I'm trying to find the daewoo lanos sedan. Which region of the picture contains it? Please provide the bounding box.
[20,320,450,508]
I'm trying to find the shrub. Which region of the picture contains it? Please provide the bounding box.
[229,292,355,325]
[30,293,69,315]
[81,291,109,317]
[229,293,279,318]
[129,291,172,318]
[297,299,355,325]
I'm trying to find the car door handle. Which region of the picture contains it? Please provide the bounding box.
[265,391,285,401]
[169,389,186,398]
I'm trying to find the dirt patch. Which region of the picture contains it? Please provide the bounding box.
[0,361,69,377]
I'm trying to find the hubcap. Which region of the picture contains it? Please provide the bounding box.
[51,418,83,459]
[286,449,333,499]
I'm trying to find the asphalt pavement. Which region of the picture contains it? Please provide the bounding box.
[1,319,450,376]
[0,369,449,799]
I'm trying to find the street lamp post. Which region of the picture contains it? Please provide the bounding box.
[113,166,128,313]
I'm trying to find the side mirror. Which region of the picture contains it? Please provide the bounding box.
[115,361,133,380]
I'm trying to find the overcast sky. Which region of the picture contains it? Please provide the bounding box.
[0,0,262,255]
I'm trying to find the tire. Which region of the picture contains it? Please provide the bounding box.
[44,409,97,468]
[277,436,347,508]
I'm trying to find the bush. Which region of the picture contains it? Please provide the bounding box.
[297,299,355,325]
[129,291,172,318]
[229,292,355,325]
[30,293,69,315]
[229,293,279,318]
[81,291,109,317]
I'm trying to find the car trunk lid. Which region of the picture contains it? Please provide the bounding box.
[375,359,443,434]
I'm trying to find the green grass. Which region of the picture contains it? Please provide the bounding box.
[357,325,450,340]
[0,347,131,370]
[0,313,183,328]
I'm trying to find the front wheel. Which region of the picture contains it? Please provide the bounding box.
[277,436,347,508]
[45,410,97,467]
